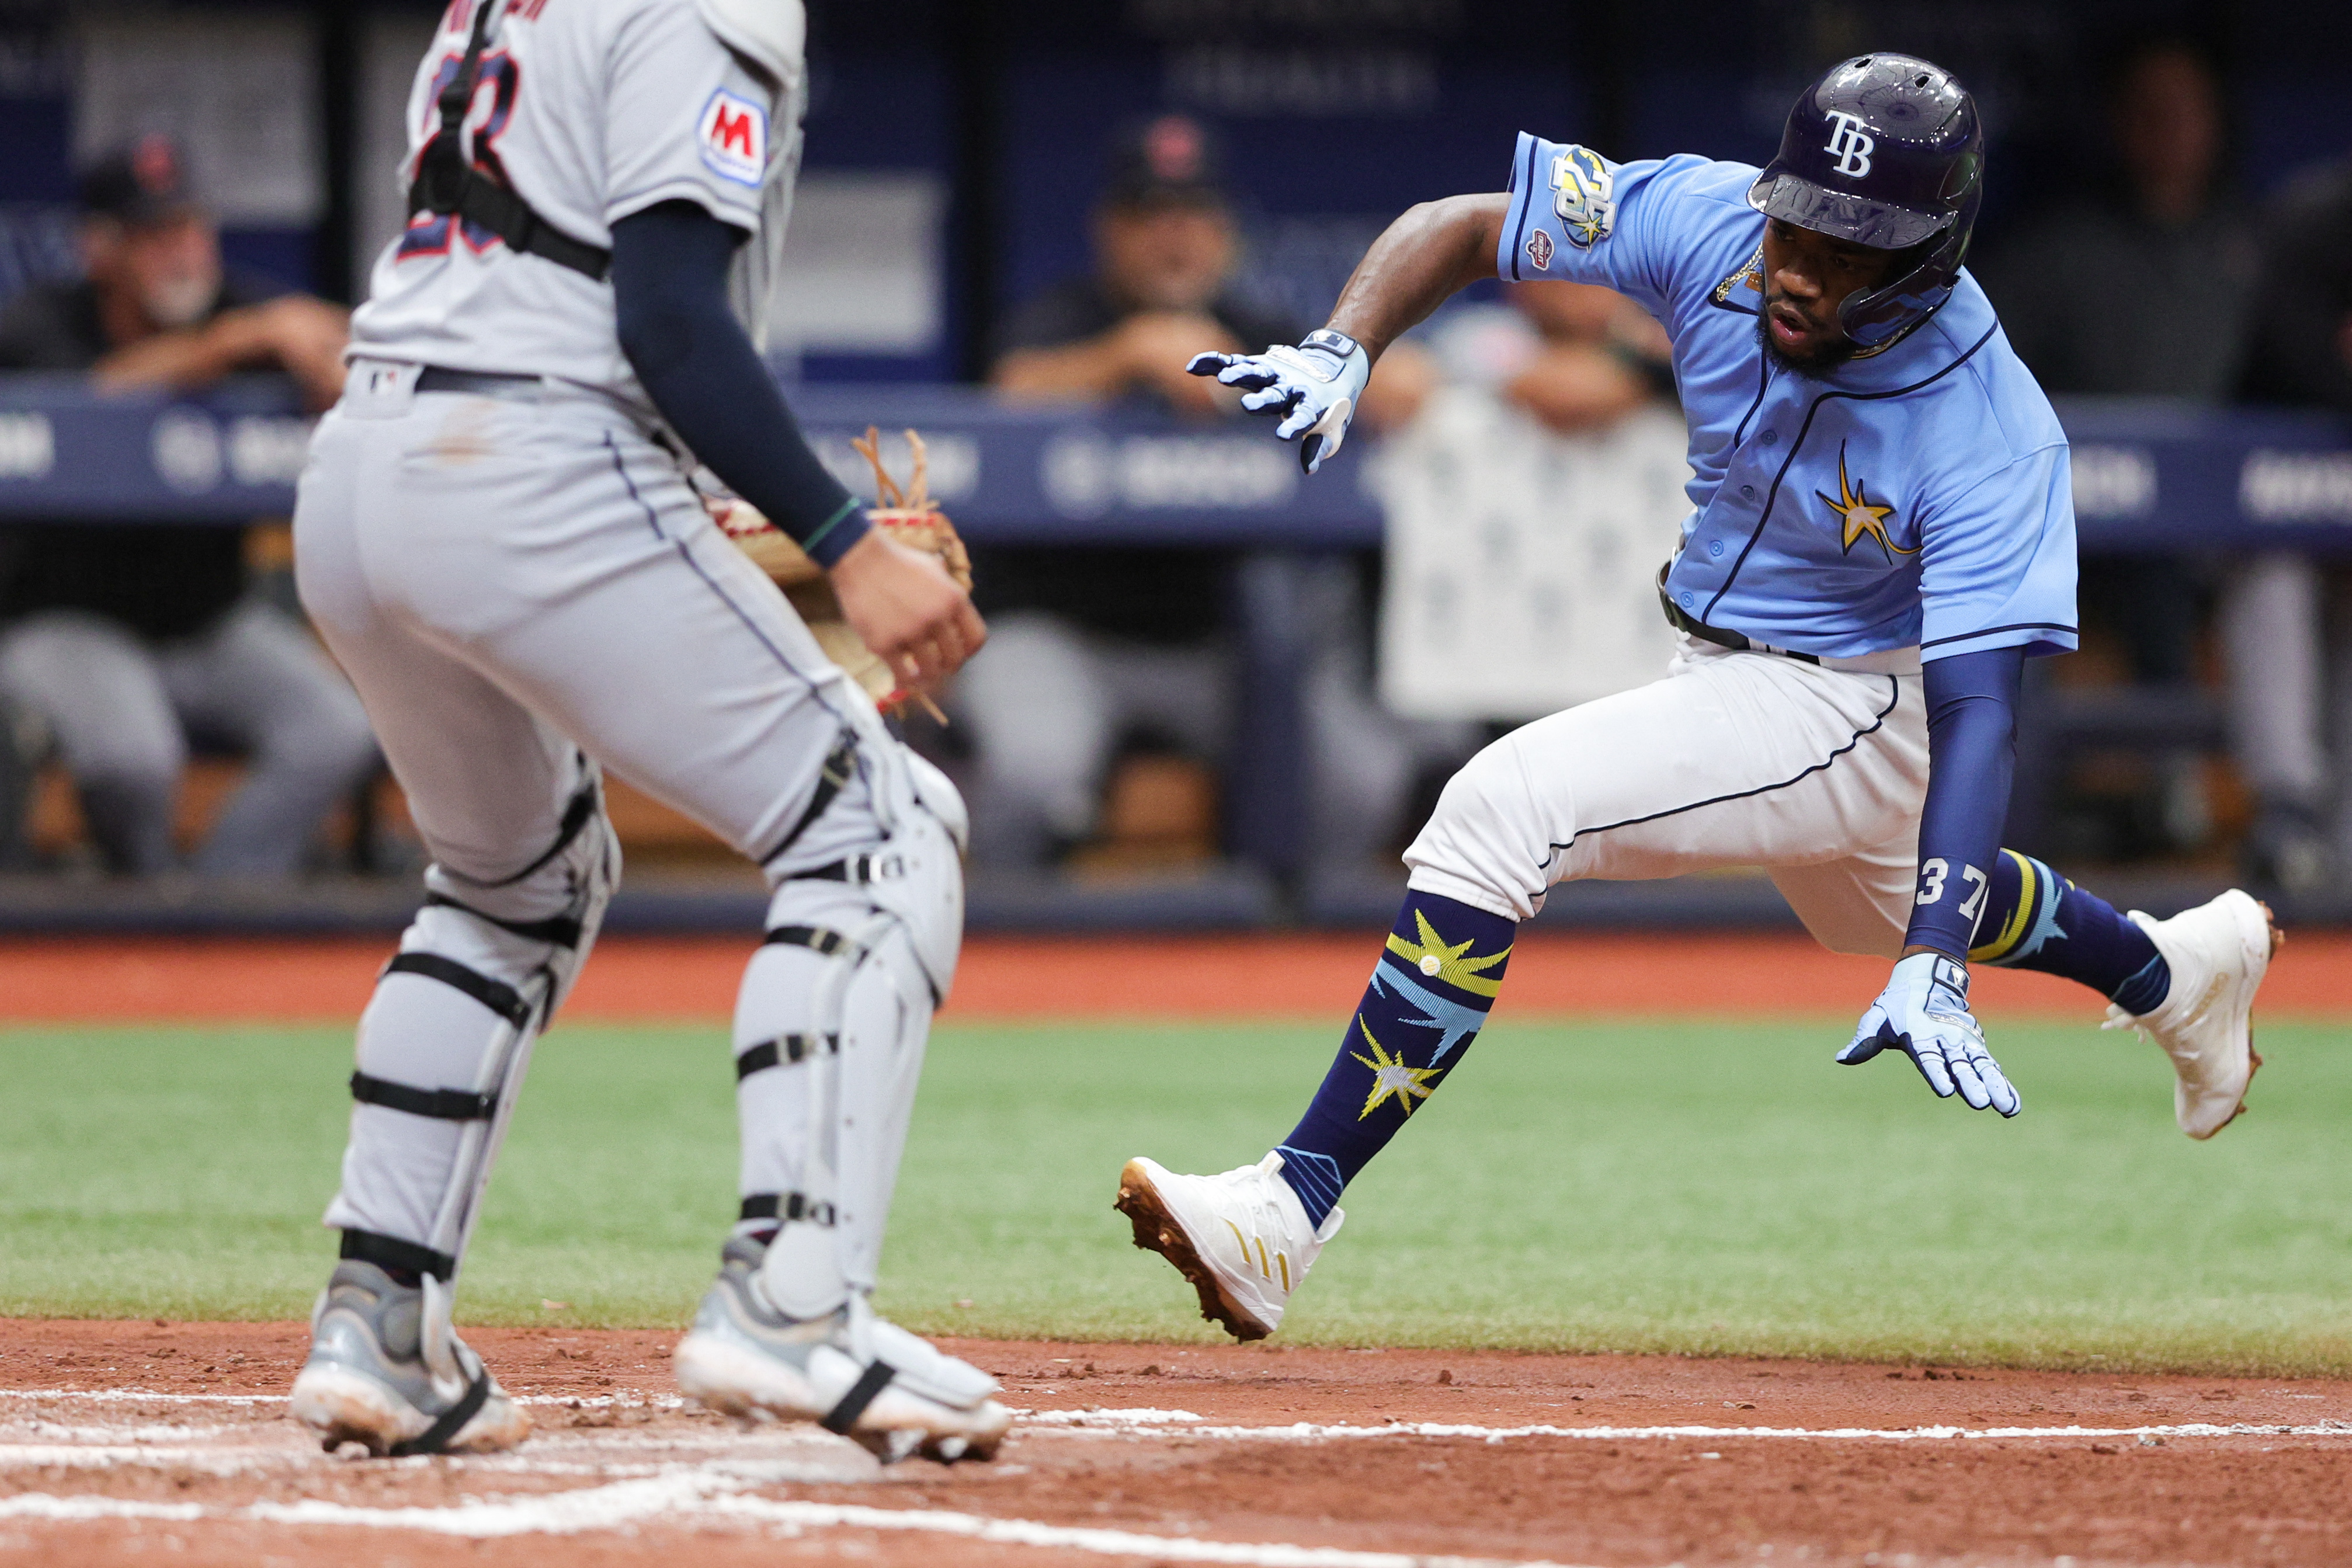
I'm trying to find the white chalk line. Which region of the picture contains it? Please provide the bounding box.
[7,1401,2350,1566]
[1019,1408,2352,1443]
[7,1390,2351,1448]
[0,1470,1586,1567]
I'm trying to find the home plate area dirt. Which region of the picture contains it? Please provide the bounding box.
[2,1320,2348,1567]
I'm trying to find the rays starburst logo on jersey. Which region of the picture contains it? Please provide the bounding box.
[1350,1020,1440,1119]
[1384,910,1510,997]
[1817,443,1915,561]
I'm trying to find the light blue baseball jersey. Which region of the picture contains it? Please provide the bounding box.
[1499,135,2077,663]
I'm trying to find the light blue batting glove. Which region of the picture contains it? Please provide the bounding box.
[1186,328,1370,474]
[1836,951,2021,1117]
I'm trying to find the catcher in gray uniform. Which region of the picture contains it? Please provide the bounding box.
[286,0,1005,1463]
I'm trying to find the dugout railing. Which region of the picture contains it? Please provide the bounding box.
[0,375,2346,931]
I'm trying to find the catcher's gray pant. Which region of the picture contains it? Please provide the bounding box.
[0,600,378,876]
[294,365,949,1309]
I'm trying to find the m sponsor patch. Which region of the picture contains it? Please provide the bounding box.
[1524,228,1554,270]
[697,88,767,186]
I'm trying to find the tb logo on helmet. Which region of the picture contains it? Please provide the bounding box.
[1823,110,1875,178]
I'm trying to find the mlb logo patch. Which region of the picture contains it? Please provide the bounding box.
[1524,229,1554,271]
[697,88,767,186]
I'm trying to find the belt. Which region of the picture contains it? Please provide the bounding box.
[415,366,545,398]
[1657,568,1821,664]
[1655,567,1920,677]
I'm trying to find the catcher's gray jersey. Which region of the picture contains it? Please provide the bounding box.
[351,0,805,409]
[294,0,981,1367]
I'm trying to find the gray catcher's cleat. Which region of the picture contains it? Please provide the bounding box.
[673,1236,1012,1464]
[288,1260,529,1456]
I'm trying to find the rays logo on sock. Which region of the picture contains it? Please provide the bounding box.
[1367,961,1491,1068]
[1350,1019,1440,1119]
[1385,910,1509,997]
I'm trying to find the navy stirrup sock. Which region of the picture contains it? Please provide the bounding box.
[1274,891,1516,1228]
[1969,849,2170,1015]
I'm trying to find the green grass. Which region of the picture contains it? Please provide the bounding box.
[3,1014,2347,1375]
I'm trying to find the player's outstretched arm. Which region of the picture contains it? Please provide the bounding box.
[1188,193,1508,473]
[1836,647,2027,1117]
[1325,192,1512,363]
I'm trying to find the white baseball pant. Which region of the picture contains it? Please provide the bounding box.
[1405,637,1930,958]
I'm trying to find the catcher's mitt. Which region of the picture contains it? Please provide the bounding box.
[715,426,972,715]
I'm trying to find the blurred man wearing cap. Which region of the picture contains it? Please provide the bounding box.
[0,136,377,877]
[971,114,1440,873]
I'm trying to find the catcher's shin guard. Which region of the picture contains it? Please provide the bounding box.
[738,740,964,1319]
[325,766,620,1296]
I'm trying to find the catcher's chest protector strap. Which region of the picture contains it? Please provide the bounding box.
[409,1,611,281]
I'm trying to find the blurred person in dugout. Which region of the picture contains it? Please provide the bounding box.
[968,114,1444,874]
[1980,38,2280,870]
[2237,107,2352,891]
[0,135,376,878]
[1424,276,1675,428]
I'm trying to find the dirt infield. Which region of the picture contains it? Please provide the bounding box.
[3,1319,2347,1567]
[6,928,2352,1023]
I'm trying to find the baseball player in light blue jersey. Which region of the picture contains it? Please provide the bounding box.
[1115,54,2281,1342]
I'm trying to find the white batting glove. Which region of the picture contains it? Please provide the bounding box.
[1837,952,2021,1117]
[1186,328,1370,474]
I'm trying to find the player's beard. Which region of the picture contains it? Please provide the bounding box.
[1756,295,1863,378]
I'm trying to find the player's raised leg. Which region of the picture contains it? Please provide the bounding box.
[1119,643,1926,1338]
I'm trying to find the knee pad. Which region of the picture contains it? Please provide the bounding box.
[326,764,619,1284]
[739,798,961,1317]
[905,748,968,857]
[422,763,620,1023]
[770,736,965,997]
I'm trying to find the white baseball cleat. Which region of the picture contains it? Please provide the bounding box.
[1114,1152,1342,1341]
[674,1236,1012,1464]
[2102,889,2282,1139]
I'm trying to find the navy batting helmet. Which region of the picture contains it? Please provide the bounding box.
[1748,54,1984,350]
